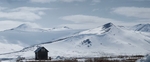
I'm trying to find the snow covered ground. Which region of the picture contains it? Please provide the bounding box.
[0,42,23,54]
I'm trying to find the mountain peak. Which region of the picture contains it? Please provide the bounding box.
[16,24,32,29]
[132,23,150,32]
[78,22,120,35]
[102,22,114,29]
[16,23,40,29]
[63,26,70,29]
[4,23,44,32]
[102,22,117,32]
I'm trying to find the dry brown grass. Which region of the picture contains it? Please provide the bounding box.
[18,55,144,62]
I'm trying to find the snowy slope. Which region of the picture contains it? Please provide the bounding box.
[0,23,150,59]
[131,23,150,32]
[0,42,23,54]
[0,23,84,46]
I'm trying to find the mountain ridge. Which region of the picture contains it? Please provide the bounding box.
[4,23,72,32]
[131,23,150,32]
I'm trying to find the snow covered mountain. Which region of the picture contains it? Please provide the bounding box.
[5,23,71,32]
[131,23,150,32]
[79,23,119,35]
[0,23,150,59]
[0,23,84,46]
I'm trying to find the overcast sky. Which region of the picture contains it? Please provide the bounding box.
[0,0,150,30]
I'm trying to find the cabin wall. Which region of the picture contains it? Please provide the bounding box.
[35,51,48,60]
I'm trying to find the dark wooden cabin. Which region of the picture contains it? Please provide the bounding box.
[34,47,49,60]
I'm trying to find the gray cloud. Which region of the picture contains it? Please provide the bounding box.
[61,14,117,23]
[0,6,7,11]
[0,7,50,21]
[113,7,150,19]
[30,0,100,3]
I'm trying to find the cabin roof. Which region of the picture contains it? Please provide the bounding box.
[34,47,49,53]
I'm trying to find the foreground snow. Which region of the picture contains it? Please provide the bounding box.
[0,42,23,54]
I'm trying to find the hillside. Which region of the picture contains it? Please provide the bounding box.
[0,23,83,46]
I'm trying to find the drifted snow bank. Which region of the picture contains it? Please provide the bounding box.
[137,54,150,62]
